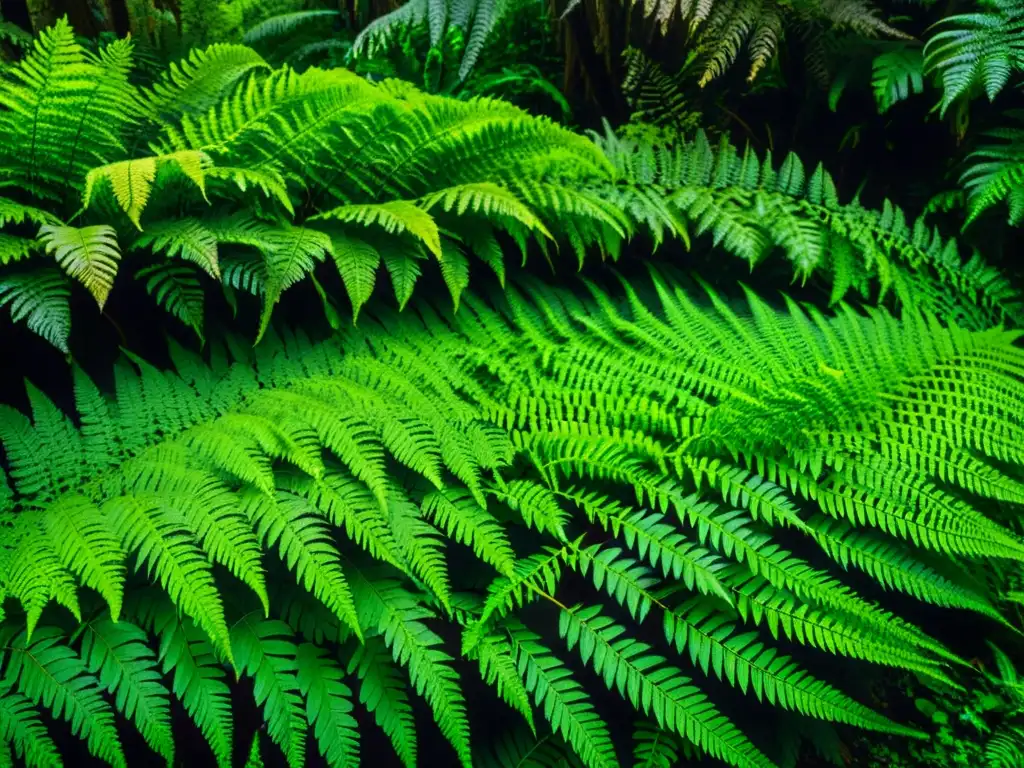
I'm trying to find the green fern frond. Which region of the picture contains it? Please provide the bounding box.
[986,723,1024,767]
[0,270,71,352]
[347,636,417,767]
[924,0,1024,115]
[314,202,442,258]
[560,604,775,768]
[960,114,1024,225]
[590,127,1023,325]
[230,614,306,768]
[0,626,126,768]
[242,11,342,45]
[241,490,362,640]
[505,619,617,768]
[295,643,360,768]
[632,720,691,767]
[0,22,136,197]
[105,493,233,665]
[467,629,536,733]
[77,617,174,765]
[352,574,472,767]
[872,44,925,113]
[141,44,270,122]
[423,488,517,577]
[137,263,206,339]
[83,151,211,230]
[0,685,62,768]
[38,225,120,309]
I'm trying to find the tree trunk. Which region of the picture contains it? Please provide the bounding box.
[25,0,56,32]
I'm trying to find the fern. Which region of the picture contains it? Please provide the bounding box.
[295,642,360,767]
[960,111,1024,225]
[352,574,472,767]
[505,618,618,768]
[589,0,907,85]
[348,636,418,767]
[1,24,626,349]
[590,126,1024,327]
[0,270,71,352]
[872,43,925,113]
[924,0,1024,115]
[76,617,174,765]
[138,263,206,339]
[0,626,126,768]
[352,0,511,80]
[37,224,120,309]
[2,273,1024,766]
[231,615,307,768]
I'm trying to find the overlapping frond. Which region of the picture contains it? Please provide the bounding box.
[924,0,1024,115]
[590,126,1024,327]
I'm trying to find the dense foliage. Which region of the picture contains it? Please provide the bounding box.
[0,1,1023,767]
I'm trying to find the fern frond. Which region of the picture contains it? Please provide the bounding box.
[105,494,233,665]
[241,490,362,640]
[924,1,1024,115]
[295,642,360,768]
[77,617,174,764]
[422,488,517,576]
[38,225,120,309]
[0,23,136,196]
[0,626,126,768]
[230,615,306,768]
[347,636,417,767]
[314,202,442,258]
[83,151,211,230]
[0,685,62,768]
[961,114,1024,225]
[505,619,617,768]
[632,721,688,768]
[141,44,269,122]
[352,574,472,767]
[242,11,342,44]
[137,263,205,339]
[467,629,536,732]
[872,44,925,113]
[0,269,71,352]
[561,604,774,768]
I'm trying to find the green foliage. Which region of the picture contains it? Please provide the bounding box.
[584,0,908,85]
[590,126,1023,327]
[3,272,1024,765]
[924,0,1024,116]
[960,111,1024,225]
[1,7,1024,768]
[0,18,616,351]
[863,644,1024,767]
[353,0,514,81]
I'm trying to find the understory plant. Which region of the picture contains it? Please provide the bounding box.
[1,6,1024,768]
[2,271,1024,767]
